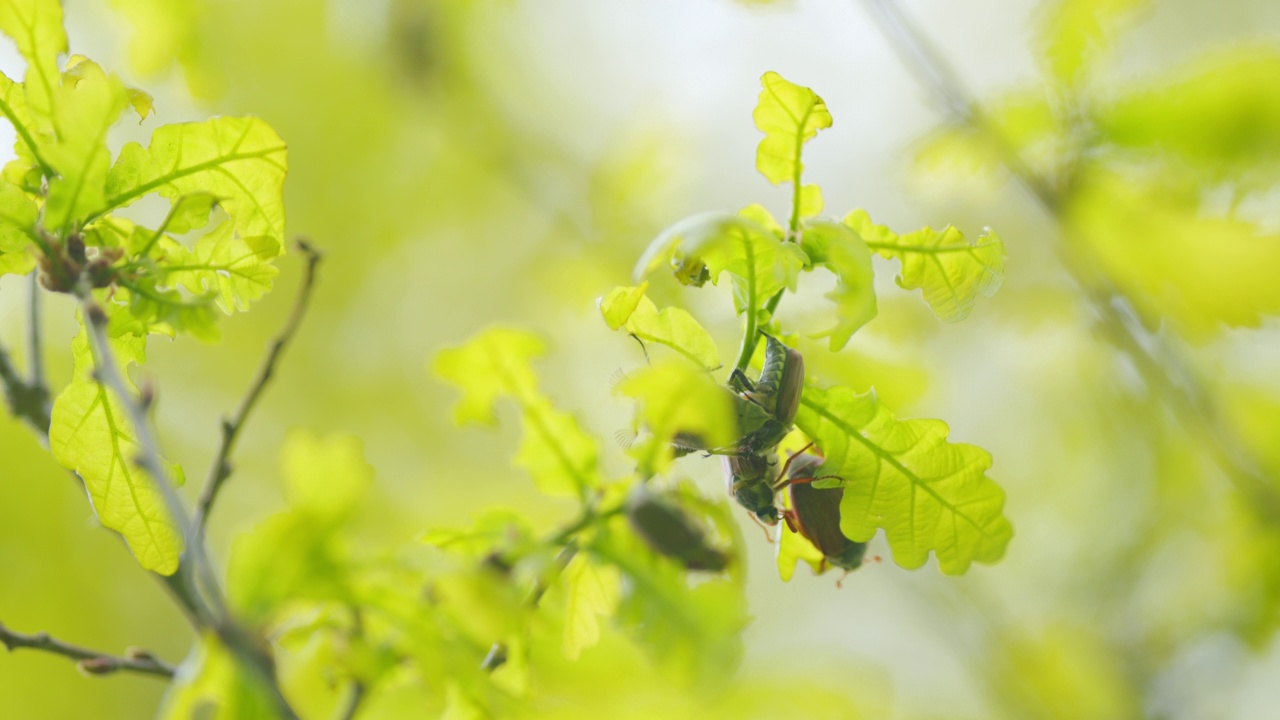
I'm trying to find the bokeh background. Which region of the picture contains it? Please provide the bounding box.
[3,0,1280,717]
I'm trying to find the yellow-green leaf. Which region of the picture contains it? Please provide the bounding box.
[433,327,544,426]
[1037,0,1147,85]
[434,327,600,497]
[49,319,182,574]
[281,430,372,524]
[626,299,720,370]
[513,396,601,498]
[598,282,648,331]
[561,554,620,661]
[753,71,832,186]
[1097,47,1280,178]
[796,385,1012,574]
[160,221,281,314]
[800,222,877,350]
[617,361,736,476]
[104,116,288,246]
[0,0,66,123]
[1070,170,1280,335]
[846,209,1004,323]
[0,181,37,253]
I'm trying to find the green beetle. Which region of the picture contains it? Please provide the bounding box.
[676,334,805,457]
[722,452,781,525]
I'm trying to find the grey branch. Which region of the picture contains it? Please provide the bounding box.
[0,621,175,679]
[193,239,323,541]
[857,0,1280,521]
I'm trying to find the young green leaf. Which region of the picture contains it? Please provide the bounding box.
[753,71,832,191]
[599,286,721,369]
[435,328,601,498]
[116,280,221,342]
[795,385,1012,574]
[776,493,826,582]
[1097,47,1280,178]
[0,182,38,268]
[800,222,877,350]
[103,116,288,245]
[615,361,736,476]
[561,554,621,661]
[48,318,182,575]
[0,0,66,125]
[700,216,808,317]
[43,58,130,232]
[632,212,806,318]
[1038,0,1147,86]
[845,209,1004,323]
[598,282,648,331]
[590,517,746,688]
[159,222,281,313]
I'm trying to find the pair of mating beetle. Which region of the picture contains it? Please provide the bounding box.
[675,334,867,574]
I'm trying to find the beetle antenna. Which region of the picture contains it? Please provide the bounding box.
[628,333,651,366]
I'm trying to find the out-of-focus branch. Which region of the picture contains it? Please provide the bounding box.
[75,290,300,720]
[193,239,322,542]
[0,621,176,679]
[0,341,51,434]
[481,542,578,672]
[856,0,1280,522]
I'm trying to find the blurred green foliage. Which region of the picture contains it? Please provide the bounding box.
[0,0,1278,717]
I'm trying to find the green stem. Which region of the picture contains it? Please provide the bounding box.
[733,290,785,372]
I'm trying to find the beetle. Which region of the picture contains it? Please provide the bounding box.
[626,485,730,572]
[722,452,780,525]
[676,334,805,457]
[780,452,868,577]
[721,440,819,527]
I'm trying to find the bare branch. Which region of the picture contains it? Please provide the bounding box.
[193,239,323,541]
[0,620,175,679]
[856,0,1280,521]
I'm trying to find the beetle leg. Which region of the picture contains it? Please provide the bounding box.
[747,511,774,542]
[728,368,756,393]
[781,508,799,533]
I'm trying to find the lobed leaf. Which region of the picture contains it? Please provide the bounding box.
[159,221,281,313]
[435,328,600,498]
[1070,170,1280,335]
[561,554,621,661]
[600,285,720,370]
[104,116,288,246]
[0,181,36,275]
[43,58,130,232]
[1037,0,1147,86]
[799,222,877,350]
[1097,46,1280,179]
[0,0,66,124]
[633,212,806,318]
[615,361,736,476]
[753,71,832,187]
[49,317,183,574]
[846,209,1004,323]
[795,385,1012,574]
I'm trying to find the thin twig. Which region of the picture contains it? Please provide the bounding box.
[0,621,176,679]
[335,607,368,720]
[193,239,323,541]
[857,0,1280,521]
[28,274,47,414]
